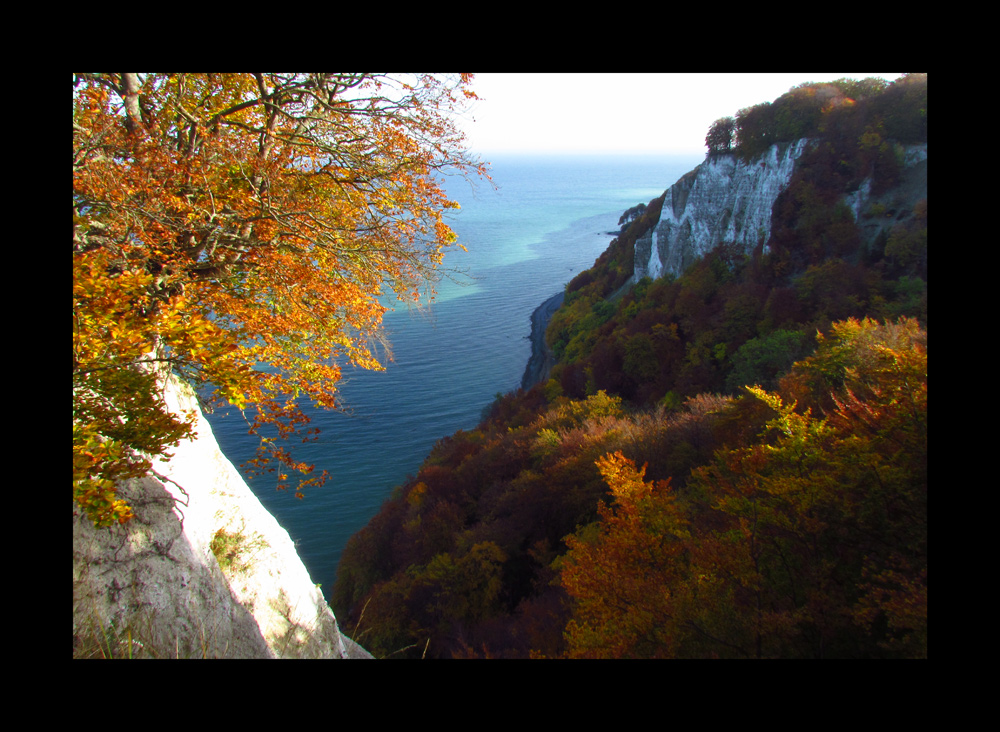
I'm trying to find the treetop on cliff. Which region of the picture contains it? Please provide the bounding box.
[706,74,926,159]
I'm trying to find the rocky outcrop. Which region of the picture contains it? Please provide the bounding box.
[634,139,811,282]
[633,140,927,283]
[73,370,371,659]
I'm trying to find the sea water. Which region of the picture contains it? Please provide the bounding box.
[202,153,703,600]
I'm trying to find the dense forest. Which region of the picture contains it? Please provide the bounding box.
[331,74,927,658]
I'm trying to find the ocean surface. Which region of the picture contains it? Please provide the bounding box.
[202,153,703,600]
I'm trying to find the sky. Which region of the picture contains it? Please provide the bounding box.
[453,73,904,158]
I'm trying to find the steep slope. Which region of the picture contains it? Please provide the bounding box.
[73,369,371,659]
[634,139,927,283]
[335,75,928,658]
[635,138,811,280]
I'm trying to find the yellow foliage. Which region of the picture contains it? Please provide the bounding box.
[560,452,685,658]
[595,451,652,504]
[73,73,489,524]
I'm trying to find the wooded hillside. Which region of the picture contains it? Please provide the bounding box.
[331,75,928,658]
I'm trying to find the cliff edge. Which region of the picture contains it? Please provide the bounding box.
[634,139,811,282]
[73,369,371,659]
[634,140,927,284]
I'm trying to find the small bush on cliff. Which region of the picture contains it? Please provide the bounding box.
[210,526,269,575]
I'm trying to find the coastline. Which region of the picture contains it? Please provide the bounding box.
[521,291,565,390]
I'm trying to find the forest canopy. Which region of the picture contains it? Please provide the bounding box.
[333,74,926,658]
[73,73,488,526]
[705,74,927,158]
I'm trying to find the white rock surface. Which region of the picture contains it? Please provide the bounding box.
[73,369,371,659]
[635,139,810,282]
[633,140,927,284]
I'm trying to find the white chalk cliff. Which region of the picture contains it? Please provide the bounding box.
[633,139,927,282]
[72,369,371,659]
[634,139,810,282]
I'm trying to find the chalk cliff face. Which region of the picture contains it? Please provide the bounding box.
[634,139,811,282]
[633,140,927,282]
[72,370,371,659]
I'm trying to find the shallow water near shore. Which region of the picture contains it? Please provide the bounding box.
[203,153,702,600]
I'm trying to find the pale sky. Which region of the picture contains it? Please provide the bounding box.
[454,73,904,157]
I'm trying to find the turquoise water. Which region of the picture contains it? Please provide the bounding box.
[202,153,703,599]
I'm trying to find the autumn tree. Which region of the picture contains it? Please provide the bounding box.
[694,319,925,657]
[557,318,926,658]
[560,451,690,658]
[73,73,488,526]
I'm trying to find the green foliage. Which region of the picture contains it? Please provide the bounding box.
[73,365,197,526]
[725,328,811,392]
[727,75,925,162]
[622,333,660,383]
[531,428,562,463]
[210,525,269,575]
[546,292,597,362]
[337,76,928,658]
[884,201,928,277]
[542,378,564,403]
[872,74,927,144]
[559,317,926,658]
[705,117,735,154]
[658,390,682,411]
[826,76,890,101]
[780,316,926,413]
[734,101,775,160]
[560,389,624,424]
[883,276,927,323]
[410,542,507,626]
